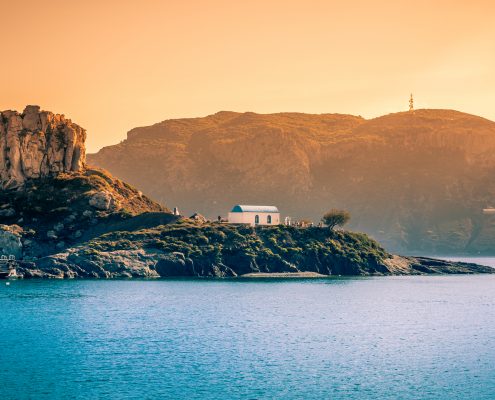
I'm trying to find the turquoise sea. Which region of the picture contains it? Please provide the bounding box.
[1,270,495,399]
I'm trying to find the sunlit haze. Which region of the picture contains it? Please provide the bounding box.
[2,0,495,152]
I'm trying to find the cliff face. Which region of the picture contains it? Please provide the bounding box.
[88,109,495,254]
[0,105,86,188]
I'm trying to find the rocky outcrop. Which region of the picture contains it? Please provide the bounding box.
[155,252,195,277]
[22,248,161,279]
[0,105,86,188]
[88,191,116,210]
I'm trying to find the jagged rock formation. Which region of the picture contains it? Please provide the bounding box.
[0,105,86,188]
[88,109,495,254]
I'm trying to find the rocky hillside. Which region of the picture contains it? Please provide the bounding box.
[0,168,171,259]
[88,109,495,255]
[0,106,172,261]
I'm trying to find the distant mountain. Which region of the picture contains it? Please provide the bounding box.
[88,109,495,254]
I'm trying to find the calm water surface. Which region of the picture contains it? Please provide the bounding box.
[1,273,494,399]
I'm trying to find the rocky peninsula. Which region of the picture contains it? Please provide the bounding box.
[20,221,494,278]
[0,106,493,278]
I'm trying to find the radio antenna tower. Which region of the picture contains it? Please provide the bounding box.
[409,93,414,112]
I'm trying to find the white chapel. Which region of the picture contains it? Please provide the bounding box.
[227,205,280,226]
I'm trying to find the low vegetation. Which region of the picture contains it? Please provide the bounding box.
[21,219,494,278]
[83,219,391,276]
[0,168,168,258]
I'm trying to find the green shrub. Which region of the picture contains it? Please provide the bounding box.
[322,209,351,230]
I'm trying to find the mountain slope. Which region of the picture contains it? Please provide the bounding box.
[0,167,171,258]
[88,109,495,254]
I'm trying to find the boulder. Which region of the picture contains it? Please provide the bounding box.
[28,248,162,278]
[89,191,113,210]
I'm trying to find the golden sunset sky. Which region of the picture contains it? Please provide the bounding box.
[2,0,495,152]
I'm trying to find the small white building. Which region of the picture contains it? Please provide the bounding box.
[227,205,280,226]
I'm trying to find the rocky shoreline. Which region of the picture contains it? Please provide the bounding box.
[14,221,495,279]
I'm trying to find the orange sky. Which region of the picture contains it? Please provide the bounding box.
[2,0,495,152]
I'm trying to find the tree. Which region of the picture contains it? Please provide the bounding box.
[322,209,351,230]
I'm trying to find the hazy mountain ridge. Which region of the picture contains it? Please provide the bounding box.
[88,109,495,254]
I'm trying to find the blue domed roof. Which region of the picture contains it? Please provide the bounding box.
[231,205,279,213]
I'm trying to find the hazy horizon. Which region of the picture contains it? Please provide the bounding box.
[2,0,495,152]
